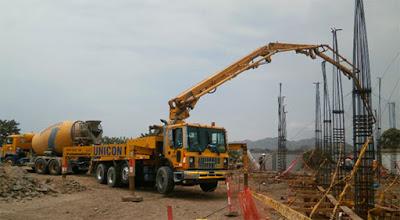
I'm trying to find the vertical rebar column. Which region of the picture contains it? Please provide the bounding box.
[353,0,375,217]
[388,102,396,128]
[331,28,346,196]
[314,82,323,184]
[322,61,333,188]
[314,82,323,152]
[376,78,382,182]
[278,83,287,172]
[272,151,277,171]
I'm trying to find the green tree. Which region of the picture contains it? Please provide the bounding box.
[381,128,400,149]
[0,119,21,145]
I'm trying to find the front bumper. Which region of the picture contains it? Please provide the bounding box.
[174,170,227,183]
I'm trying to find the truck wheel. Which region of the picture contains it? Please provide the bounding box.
[107,166,121,187]
[120,162,129,185]
[48,159,61,175]
[35,158,48,174]
[156,166,174,194]
[96,163,108,184]
[200,181,218,192]
[5,156,15,165]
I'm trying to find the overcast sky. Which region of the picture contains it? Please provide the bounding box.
[1,0,399,141]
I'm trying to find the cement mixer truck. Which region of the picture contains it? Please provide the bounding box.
[0,133,35,165]
[0,120,103,175]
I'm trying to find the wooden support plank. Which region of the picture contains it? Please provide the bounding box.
[290,201,332,206]
[294,207,334,212]
[317,183,363,220]
[252,191,312,220]
[288,194,323,199]
[325,194,362,220]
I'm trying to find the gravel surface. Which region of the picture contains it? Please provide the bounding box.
[0,167,279,220]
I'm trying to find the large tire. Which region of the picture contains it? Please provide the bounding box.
[107,166,122,187]
[96,163,108,184]
[200,181,218,192]
[35,158,48,174]
[5,156,15,165]
[156,166,174,194]
[120,162,129,186]
[48,159,61,175]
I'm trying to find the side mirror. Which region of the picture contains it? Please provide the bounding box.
[160,119,168,125]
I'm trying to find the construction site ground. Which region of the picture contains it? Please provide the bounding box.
[0,167,283,220]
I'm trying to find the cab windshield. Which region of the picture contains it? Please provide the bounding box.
[187,126,226,153]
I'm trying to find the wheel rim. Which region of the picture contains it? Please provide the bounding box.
[122,166,129,182]
[108,171,114,185]
[49,163,54,172]
[157,172,166,190]
[49,161,58,173]
[36,160,44,171]
[97,167,103,180]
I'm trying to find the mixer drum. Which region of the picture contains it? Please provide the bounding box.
[32,120,102,156]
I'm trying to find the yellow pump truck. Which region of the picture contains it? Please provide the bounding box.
[63,42,369,194]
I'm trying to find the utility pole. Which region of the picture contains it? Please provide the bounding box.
[388,102,396,128]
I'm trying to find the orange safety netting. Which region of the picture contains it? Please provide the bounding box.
[238,187,261,220]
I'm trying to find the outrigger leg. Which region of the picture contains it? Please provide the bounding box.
[121,158,143,202]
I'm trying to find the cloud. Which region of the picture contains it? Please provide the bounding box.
[0,0,399,141]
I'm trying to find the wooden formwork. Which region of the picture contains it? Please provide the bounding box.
[287,177,336,219]
[370,176,400,219]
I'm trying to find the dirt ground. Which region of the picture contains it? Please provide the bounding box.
[0,169,281,220]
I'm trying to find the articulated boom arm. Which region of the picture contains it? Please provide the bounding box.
[168,42,372,124]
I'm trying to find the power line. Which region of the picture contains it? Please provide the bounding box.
[372,51,400,91]
[288,120,314,140]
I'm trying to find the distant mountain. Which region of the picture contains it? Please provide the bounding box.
[233,137,315,151]
[233,137,352,153]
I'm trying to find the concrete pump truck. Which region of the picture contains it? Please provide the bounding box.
[63,42,371,194]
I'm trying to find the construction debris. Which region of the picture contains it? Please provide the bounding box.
[0,164,86,202]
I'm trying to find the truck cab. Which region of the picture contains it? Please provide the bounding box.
[156,122,229,193]
[1,133,34,165]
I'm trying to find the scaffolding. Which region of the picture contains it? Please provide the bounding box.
[352,0,375,217]
[278,83,287,172]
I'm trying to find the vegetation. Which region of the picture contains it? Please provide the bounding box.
[0,119,20,145]
[381,128,400,149]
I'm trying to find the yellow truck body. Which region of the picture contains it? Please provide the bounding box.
[1,133,34,164]
[63,122,229,194]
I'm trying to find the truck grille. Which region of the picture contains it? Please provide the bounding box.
[198,157,220,169]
